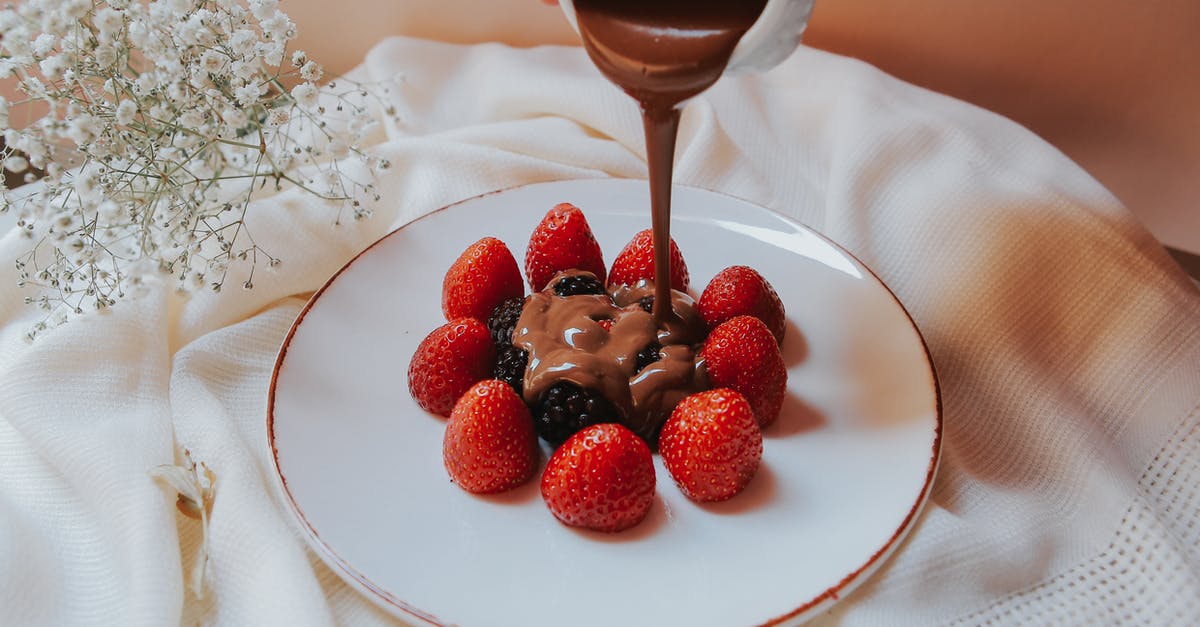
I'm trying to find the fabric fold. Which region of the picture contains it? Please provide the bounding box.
[0,36,1196,626]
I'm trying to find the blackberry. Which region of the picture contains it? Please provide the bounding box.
[494,346,529,395]
[552,274,606,297]
[534,382,619,446]
[635,342,662,373]
[636,295,654,313]
[486,296,525,347]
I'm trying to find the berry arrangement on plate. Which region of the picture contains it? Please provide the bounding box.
[408,202,788,533]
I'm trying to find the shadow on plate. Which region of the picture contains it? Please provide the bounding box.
[769,392,826,437]
[780,319,809,367]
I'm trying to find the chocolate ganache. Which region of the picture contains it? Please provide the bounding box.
[514,271,707,442]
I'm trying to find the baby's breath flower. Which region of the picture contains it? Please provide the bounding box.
[115,99,137,126]
[299,60,322,83]
[4,155,29,173]
[95,45,118,69]
[290,82,318,109]
[199,50,225,75]
[229,29,257,57]
[249,0,278,21]
[234,83,262,107]
[93,8,123,40]
[2,0,394,338]
[65,115,99,146]
[32,33,55,56]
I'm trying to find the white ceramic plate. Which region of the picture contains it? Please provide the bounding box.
[269,179,941,627]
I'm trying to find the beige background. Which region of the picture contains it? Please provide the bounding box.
[285,0,1200,254]
[4,1,1197,252]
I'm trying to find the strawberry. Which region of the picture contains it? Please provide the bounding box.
[443,380,539,494]
[540,423,655,533]
[442,237,524,322]
[659,389,763,502]
[700,315,787,427]
[607,228,688,292]
[524,203,607,291]
[698,266,786,345]
[408,318,497,417]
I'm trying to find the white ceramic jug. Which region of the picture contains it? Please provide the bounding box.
[556,0,815,74]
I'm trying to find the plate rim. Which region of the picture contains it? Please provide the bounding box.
[266,178,944,627]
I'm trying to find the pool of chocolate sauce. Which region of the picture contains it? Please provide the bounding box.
[514,271,707,441]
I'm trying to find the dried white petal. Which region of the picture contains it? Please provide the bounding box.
[149,465,203,507]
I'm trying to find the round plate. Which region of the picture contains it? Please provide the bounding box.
[269,179,941,627]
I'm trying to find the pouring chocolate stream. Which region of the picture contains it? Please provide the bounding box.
[572,0,768,324]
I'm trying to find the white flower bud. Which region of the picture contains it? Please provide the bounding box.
[300,61,323,83]
[33,33,55,56]
[251,0,280,21]
[200,50,225,75]
[94,8,124,41]
[4,155,29,173]
[116,100,137,126]
[234,83,262,107]
[66,114,99,146]
[95,45,118,69]
[290,83,318,109]
[39,54,69,79]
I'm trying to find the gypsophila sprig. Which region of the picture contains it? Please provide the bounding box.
[150,447,216,599]
[0,0,398,340]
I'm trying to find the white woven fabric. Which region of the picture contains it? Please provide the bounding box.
[1,37,1197,626]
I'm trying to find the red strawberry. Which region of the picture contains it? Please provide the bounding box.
[524,203,607,291]
[541,423,655,533]
[700,316,787,427]
[607,228,688,292]
[443,380,539,494]
[408,318,496,417]
[698,266,786,345]
[659,389,763,502]
[442,237,524,322]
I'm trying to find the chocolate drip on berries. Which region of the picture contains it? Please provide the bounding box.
[513,270,707,444]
